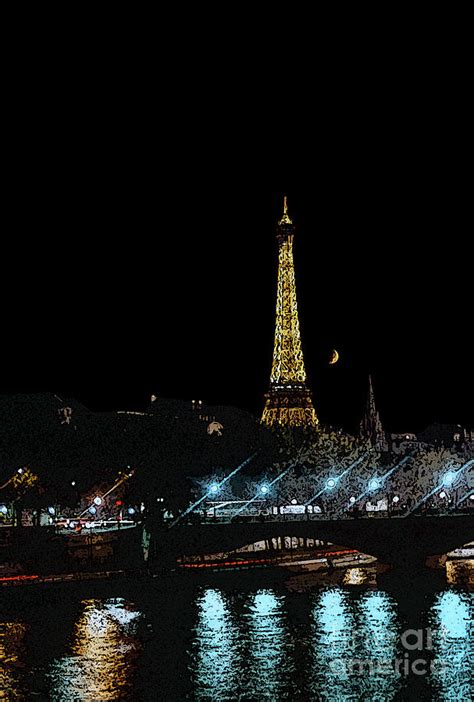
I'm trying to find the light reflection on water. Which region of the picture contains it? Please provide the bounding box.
[310,589,400,701]
[47,598,142,701]
[244,590,293,699]
[0,562,472,700]
[191,589,241,699]
[0,621,27,699]
[429,590,473,701]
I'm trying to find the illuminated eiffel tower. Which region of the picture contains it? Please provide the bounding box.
[262,197,318,428]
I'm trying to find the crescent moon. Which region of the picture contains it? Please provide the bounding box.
[329,349,339,365]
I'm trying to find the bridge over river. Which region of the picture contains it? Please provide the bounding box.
[150,513,474,571]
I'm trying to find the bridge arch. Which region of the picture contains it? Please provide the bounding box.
[157,515,474,570]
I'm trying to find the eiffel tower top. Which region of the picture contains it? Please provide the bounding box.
[278,196,293,226]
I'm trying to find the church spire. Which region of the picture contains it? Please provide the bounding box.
[360,375,386,449]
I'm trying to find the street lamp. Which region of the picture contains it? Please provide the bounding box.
[326,478,337,490]
[392,496,400,503]
[209,483,219,495]
[369,478,381,492]
[260,484,269,495]
[442,471,457,488]
[93,496,102,506]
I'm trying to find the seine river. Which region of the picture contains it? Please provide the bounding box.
[0,562,472,700]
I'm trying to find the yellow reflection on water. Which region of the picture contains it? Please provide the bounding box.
[0,621,27,700]
[48,599,142,701]
[342,568,372,586]
[446,559,474,588]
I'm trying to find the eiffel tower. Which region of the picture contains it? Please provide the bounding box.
[262,197,318,427]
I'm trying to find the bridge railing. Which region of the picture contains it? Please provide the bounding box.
[175,506,473,525]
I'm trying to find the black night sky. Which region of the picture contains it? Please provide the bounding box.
[2,73,471,435]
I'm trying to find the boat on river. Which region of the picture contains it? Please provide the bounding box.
[178,546,377,573]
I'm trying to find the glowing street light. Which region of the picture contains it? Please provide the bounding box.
[93,496,103,506]
[326,478,337,490]
[442,471,457,488]
[349,496,356,504]
[0,505,7,515]
[369,478,381,492]
[260,484,269,495]
[128,507,136,515]
[392,495,400,503]
[439,491,447,499]
[209,483,220,495]
[89,506,97,515]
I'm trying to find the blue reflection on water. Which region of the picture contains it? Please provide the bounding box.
[310,588,400,701]
[192,589,240,700]
[430,590,474,701]
[244,590,292,699]
[357,591,400,700]
[2,572,473,700]
[192,588,294,700]
[311,587,355,695]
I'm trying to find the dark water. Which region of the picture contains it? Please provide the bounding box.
[0,564,473,700]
